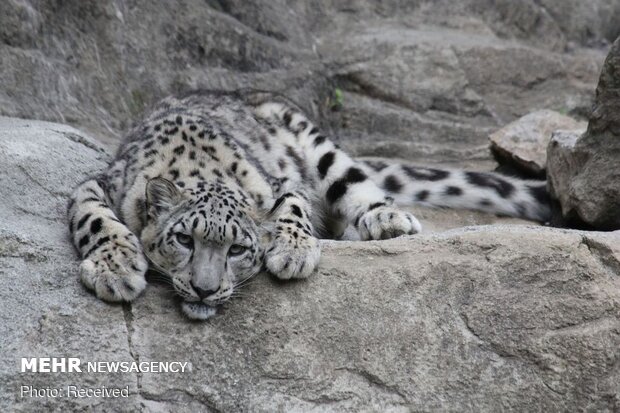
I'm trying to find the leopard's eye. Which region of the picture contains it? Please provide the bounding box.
[175,233,194,249]
[228,244,247,257]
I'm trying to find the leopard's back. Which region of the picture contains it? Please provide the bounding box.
[104,90,315,235]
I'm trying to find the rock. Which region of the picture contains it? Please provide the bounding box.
[546,129,584,219]
[547,37,620,230]
[489,110,586,176]
[319,20,602,166]
[2,118,620,412]
[0,118,142,412]
[0,0,330,146]
[0,1,608,167]
[469,0,620,50]
[132,228,620,412]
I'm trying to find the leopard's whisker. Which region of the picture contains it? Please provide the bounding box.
[146,273,174,285]
[234,271,261,288]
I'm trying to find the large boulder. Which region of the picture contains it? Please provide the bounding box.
[2,118,619,412]
[547,36,620,230]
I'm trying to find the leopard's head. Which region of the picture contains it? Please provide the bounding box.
[140,177,263,320]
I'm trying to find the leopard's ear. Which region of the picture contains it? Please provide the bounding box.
[244,201,273,244]
[146,177,184,217]
[246,204,269,225]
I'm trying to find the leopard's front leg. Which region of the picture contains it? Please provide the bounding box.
[68,178,148,301]
[263,191,320,280]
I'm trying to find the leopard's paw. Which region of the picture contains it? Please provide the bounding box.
[79,237,148,302]
[265,227,321,280]
[358,206,422,240]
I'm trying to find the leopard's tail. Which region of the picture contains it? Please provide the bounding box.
[357,159,551,222]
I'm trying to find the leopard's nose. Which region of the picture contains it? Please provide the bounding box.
[190,281,219,299]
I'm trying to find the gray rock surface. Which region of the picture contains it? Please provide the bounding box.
[0,0,610,167]
[489,110,586,176]
[319,20,603,166]
[547,37,620,230]
[1,116,619,412]
[0,117,139,412]
[547,129,584,221]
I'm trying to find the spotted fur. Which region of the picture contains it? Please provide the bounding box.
[68,89,550,320]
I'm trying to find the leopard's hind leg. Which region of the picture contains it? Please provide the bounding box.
[67,176,147,301]
[254,101,421,241]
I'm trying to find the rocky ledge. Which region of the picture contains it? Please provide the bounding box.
[1,118,618,412]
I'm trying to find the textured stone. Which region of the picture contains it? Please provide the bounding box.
[130,228,620,412]
[1,116,619,412]
[0,1,608,166]
[547,129,584,218]
[489,110,586,176]
[0,118,140,412]
[547,37,620,230]
[319,21,603,166]
[469,0,620,50]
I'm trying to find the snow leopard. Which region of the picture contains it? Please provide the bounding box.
[67,89,550,320]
